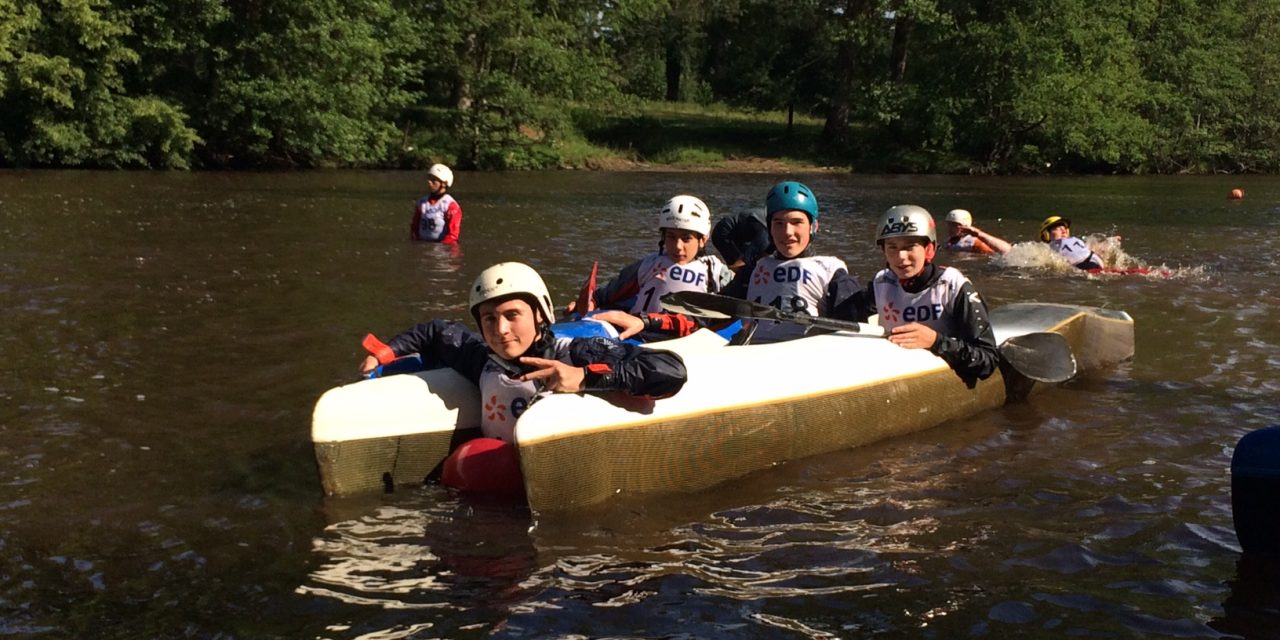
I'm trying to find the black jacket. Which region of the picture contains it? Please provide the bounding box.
[711,210,770,265]
[850,263,999,386]
[384,320,688,397]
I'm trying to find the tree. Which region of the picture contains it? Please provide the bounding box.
[190,0,419,167]
[0,0,198,168]
[415,0,624,168]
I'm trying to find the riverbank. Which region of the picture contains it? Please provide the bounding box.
[423,100,974,175]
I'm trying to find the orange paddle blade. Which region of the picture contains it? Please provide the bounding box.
[573,261,598,316]
[362,333,397,365]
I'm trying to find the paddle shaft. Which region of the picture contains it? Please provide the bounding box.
[662,291,1076,383]
[661,291,887,337]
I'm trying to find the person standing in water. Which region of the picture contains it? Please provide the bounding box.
[411,164,462,244]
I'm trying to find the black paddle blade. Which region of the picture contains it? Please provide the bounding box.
[660,291,732,319]
[662,291,784,322]
[1000,332,1077,383]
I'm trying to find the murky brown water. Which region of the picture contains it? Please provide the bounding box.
[3,170,1278,638]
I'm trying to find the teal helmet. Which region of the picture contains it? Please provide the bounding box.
[765,181,819,223]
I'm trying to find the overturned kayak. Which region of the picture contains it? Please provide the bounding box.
[311,303,1134,512]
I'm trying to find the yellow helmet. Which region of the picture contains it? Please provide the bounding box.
[1039,216,1070,242]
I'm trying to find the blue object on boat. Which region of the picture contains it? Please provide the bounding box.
[549,318,620,340]
[714,319,744,341]
[1232,425,1280,553]
[367,355,425,379]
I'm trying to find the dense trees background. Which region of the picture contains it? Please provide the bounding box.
[1,0,1276,172]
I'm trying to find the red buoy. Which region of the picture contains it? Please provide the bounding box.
[1229,188,1244,200]
[441,437,525,496]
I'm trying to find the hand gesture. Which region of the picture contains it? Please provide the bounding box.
[518,357,586,393]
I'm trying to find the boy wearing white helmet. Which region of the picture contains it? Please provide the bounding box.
[942,208,1011,255]
[579,195,735,340]
[360,262,687,444]
[855,205,999,385]
[720,181,867,343]
[410,163,463,244]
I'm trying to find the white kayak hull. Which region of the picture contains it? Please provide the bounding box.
[311,303,1134,511]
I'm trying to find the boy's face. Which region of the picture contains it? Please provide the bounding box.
[478,297,541,360]
[427,177,446,196]
[769,210,815,259]
[1047,224,1070,241]
[662,228,705,264]
[882,236,931,280]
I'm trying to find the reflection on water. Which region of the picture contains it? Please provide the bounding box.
[3,171,1280,637]
[300,495,537,638]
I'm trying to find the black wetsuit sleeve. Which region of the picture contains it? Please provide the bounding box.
[826,269,876,322]
[929,282,1000,385]
[720,258,755,298]
[567,338,688,397]
[741,220,771,265]
[711,216,744,264]
[384,319,491,384]
[593,259,645,309]
[712,214,770,265]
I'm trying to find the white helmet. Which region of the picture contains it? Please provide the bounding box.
[468,262,555,325]
[428,163,454,188]
[945,209,972,226]
[658,195,712,237]
[876,205,937,245]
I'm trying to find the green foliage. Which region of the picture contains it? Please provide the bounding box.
[0,0,198,168]
[192,0,419,167]
[1,0,1279,171]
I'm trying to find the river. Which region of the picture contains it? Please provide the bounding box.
[2,170,1278,638]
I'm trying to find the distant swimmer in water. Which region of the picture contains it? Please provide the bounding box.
[1038,216,1104,270]
[942,209,1011,255]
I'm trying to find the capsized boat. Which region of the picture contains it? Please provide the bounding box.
[311,303,1134,512]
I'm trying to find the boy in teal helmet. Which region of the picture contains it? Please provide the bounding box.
[721,181,869,343]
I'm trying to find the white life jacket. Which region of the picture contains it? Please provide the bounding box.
[1049,236,1097,267]
[943,235,981,252]
[415,194,456,241]
[476,337,572,441]
[745,255,848,343]
[630,253,732,314]
[871,266,969,333]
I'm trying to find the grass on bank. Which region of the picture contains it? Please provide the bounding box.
[562,101,842,170]
[403,100,975,172]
